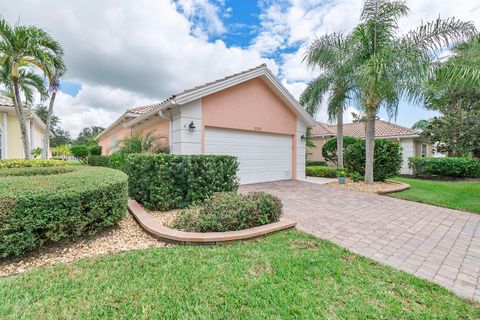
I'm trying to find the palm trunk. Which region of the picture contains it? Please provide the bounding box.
[43,91,56,159]
[13,78,31,159]
[364,109,376,184]
[336,108,344,168]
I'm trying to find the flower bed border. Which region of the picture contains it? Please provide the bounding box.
[128,199,296,244]
[377,180,410,194]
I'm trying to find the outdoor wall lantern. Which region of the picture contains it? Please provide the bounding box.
[188,121,196,132]
[300,134,306,141]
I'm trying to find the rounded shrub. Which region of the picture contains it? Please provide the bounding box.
[408,157,480,178]
[0,159,66,169]
[322,136,360,165]
[0,166,128,257]
[0,166,76,177]
[344,139,402,181]
[172,192,282,232]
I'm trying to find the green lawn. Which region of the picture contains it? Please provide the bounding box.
[1,231,478,319]
[391,177,480,213]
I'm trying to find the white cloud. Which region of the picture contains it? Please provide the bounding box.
[0,0,276,137]
[176,0,226,36]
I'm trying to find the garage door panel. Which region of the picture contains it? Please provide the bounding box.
[205,128,292,185]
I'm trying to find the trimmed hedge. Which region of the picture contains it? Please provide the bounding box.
[408,157,480,178]
[344,140,402,181]
[0,166,128,257]
[0,159,66,169]
[87,155,111,167]
[0,166,75,177]
[123,154,239,211]
[306,160,327,167]
[306,166,340,178]
[172,192,282,232]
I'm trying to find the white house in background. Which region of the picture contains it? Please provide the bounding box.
[308,120,433,175]
[0,96,47,159]
[97,64,316,185]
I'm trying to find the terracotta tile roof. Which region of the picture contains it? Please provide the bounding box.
[125,64,268,116]
[312,119,420,138]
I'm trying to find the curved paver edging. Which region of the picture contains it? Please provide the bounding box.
[128,199,297,244]
[377,180,410,194]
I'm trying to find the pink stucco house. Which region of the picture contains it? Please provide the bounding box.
[97,65,315,184]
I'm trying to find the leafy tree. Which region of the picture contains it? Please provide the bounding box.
[348,0,475,183]
[322,136,360,165]
[411,119,431,130]
[75,126,105,145]
[301,33,358,169]
[70,145,89,163]
[119,132,168,154]
[0,18,64,158]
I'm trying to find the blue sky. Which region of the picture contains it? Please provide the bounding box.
[3,0,477,135]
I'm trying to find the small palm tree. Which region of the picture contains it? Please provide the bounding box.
[350,0,476,183]
[0,18,64,159]
[119,131,168,154]
[300,33,358,168]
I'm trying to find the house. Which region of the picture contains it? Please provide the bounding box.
[97,64,316,184]
[0,96,47,159]
[308,120,433,174]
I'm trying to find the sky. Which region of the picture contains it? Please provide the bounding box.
[1,0,479,137]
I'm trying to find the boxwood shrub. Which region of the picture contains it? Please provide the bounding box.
[344,139,402,181]
[0,166,128,257]
[408,157,480,178]
[306,160,327,167]
[0,166,76,177]
[305,166,340,178]
[123,153,238,211]
[172,192,282,232]
[87,155,111,167]
[0,159,66,169]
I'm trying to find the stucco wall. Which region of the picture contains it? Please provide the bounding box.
[415,141,433,157]
[201,77,300,178]
[307,136,332,162]
[6,113,23,158]
[98,126,131,155]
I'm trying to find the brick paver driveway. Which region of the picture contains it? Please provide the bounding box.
[240,180,480,301]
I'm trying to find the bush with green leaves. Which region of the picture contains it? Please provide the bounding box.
[306,166,340,178]
[344,140,402,181]
[408,157,480,178]
[123,154,239,211]
[0,159,66,169]
[172,192,282,232]
[71,144,103,163]
[322,136,360,165]
[0,166,75,177]
[306,160,327,167]
[0,166,128,257]
[87,155,111,167]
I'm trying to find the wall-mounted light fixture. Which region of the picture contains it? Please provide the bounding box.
[188,121,196,132]
[300,134,306,141]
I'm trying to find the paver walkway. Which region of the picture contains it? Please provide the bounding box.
[240,180,480,301]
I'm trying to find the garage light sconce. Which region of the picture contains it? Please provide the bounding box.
[300,135,306,141]
[188,121,196,132]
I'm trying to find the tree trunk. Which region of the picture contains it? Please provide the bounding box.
[364,109,376,184]
[12,78,31,159]
[336,108,344,168]
[43,91,56,159]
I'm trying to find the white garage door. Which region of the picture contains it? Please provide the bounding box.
[205,127,292,184]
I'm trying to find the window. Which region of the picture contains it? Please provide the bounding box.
[110,135,118,152]
[421,144,427,157]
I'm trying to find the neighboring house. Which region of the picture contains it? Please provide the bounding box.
[0,96,46,159]
[97,64,315,184]
[308,120,433,174]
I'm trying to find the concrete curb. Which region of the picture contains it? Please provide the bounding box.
[377,181,411,194]
[128,199,297,244]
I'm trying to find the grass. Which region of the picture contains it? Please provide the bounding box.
[0,231,478,319]
[391,177,480,213]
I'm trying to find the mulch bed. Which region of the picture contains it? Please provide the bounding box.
[0,213,168,277]
[327,179,407,194]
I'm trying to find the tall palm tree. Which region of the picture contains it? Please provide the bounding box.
[0,18,64,159]
[300,33,357,168]
[350,0,476,183]
[43,60,66,158]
